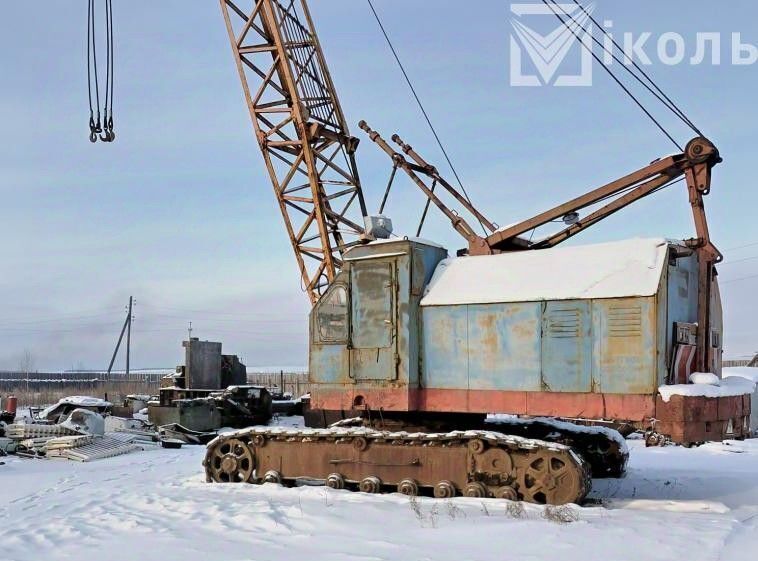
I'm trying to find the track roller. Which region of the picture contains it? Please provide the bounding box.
[359,476,382,493]
[434,480,457,498]
[397,479,419,496]
[263,470,282,484]
[326,473,345,490]
[464,482,488,498]
[494,485,518,500]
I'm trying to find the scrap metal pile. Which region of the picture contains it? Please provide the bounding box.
[1,404,156,461]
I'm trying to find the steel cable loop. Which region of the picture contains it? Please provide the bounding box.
[541,0,683,151]
[365,0,488,236]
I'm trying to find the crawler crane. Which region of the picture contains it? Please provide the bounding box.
[203,0,747,504]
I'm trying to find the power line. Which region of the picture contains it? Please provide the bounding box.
[0,322,123,334]
[139,302,303,320]
[720,254,758,267]
[721,273,758,284]
[5,311,124,326]
[724,241,758,252]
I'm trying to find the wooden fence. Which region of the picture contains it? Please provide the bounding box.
[246,371,311,397]
[0,371,164,408]
[1,370,312,408]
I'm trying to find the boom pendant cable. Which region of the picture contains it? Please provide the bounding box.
[86,0,115,143]
[541,0,683,151]
[568,0,702,137]
[366,0,488,236]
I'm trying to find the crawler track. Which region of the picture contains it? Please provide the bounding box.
[204,427,591,505]
[484,417,629,478]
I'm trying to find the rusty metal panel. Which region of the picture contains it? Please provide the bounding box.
[655,267,668,386]
[467,303,542,391]
[421,305,469,389]
[350,261,396,381]
[666,252,699,354]
[541,301,591,392]
[351,261,393,348]
[309,342,349,384]
[405,242,449,391]
[592,297,657,394]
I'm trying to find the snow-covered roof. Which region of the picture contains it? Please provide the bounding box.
[367,236,446,249]
[420,238,670,306]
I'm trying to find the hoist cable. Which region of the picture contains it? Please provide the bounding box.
[87,0,101,139]
[365,0,488,236]
[103,0,114,139]
[541,0,683,151]
[86,0,115,142]
[86,1,94,121]
[567,0,703,137]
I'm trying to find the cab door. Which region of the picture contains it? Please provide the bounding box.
[350,261,397,381]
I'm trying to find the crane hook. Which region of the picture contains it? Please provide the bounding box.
[88,116,99,142]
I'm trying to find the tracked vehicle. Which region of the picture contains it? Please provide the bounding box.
[203,0,749,504]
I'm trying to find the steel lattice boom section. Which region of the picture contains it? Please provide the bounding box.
[220,0,368,303]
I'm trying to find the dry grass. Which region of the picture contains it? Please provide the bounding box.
[541,504,580,524]
[505,500,526,519]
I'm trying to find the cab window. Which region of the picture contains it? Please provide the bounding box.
[317,285,348,342]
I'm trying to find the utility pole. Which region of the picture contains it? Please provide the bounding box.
[107,296,134,376]
[125,296,133,377]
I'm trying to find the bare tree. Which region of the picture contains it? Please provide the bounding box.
[18,349,36,374]
[18,349,36,392]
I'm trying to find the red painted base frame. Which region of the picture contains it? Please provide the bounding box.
[311,387,752,444]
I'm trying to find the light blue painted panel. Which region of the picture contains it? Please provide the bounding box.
[351,262,393,349]
[655,271,668,386]
[309,343,348,384]
[541,300,592,392]
[467,303,542,391]
[592,297,657,394]
[421,306,469,389]
[407,244,447,388]
[350,261,396,381]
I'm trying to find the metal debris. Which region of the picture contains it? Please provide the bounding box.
[49,435,141,462]
[6,423,78,440]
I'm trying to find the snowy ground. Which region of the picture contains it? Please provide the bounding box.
[2,423,758,561]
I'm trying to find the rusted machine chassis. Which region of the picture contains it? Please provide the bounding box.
[205,427,591,505]
[304,410,627,479]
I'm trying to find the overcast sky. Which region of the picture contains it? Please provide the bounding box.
[1,1,756,370]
